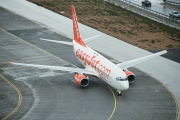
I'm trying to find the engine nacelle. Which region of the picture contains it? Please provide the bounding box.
[123,69,135,83]
[74,74,89,87]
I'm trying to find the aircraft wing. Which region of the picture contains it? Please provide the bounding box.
[116,50,167,69]
[8,62,96,75]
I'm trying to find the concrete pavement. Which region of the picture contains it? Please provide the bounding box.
[0,0,179,119]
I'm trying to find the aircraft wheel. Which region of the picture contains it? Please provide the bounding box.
[117,91,122,96]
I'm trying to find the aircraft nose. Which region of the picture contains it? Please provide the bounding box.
[121,81,129,90]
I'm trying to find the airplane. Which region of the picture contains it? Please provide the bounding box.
[8,5,167,96]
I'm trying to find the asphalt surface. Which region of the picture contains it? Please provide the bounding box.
[0,7,177,120]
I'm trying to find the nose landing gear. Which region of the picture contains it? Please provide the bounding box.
[117,90,122,96]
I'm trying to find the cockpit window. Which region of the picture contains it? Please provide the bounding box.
[116,77,127,81]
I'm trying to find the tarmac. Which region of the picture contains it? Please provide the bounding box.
[0,0,179,120]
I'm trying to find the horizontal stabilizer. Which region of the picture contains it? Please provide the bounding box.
[84,34,102,44]
[40,34,101,46]
[39,38,73,45]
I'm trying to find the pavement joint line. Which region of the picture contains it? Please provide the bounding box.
[0,28,117,119]
[0,74,22,120]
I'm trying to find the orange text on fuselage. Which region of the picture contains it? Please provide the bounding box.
[76,49,111,79]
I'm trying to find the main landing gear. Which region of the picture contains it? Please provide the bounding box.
[117,90,122,96]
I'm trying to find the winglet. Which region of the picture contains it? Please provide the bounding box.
[71,5,86,47]
[7,62,12,65]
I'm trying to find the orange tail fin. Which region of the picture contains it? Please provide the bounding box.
[71,5,86,47]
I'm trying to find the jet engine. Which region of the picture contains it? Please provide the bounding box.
[123,69,135,83]
[74,74,89,87]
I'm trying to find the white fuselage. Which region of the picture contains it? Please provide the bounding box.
[73,40,129,91]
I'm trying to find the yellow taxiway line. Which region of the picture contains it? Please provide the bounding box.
[107,85,117,120]
[0,74,22,120]
[1,29,117,120]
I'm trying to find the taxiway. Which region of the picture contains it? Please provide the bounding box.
[0,5,178,120]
